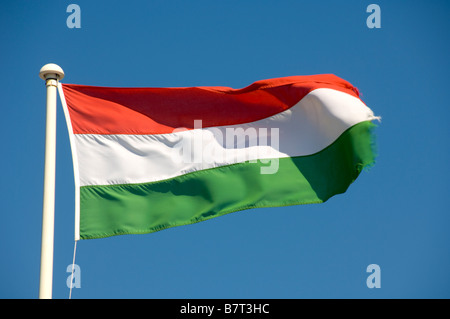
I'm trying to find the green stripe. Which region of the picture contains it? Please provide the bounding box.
[79,121,376,239]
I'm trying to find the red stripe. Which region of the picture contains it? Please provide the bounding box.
[62,74,360,135]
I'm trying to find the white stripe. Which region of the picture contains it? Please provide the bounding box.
[74,88,378,186]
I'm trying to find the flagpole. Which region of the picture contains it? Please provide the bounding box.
[38,63,64,299]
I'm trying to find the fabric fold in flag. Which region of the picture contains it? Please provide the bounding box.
[58,74,379,240]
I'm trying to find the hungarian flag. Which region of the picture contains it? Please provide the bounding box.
[58,75,379,240]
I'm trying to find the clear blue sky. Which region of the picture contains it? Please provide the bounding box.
[1,0,449,299]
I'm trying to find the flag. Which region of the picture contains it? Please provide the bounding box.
[58,74,378,240]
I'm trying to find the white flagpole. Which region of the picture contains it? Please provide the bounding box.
[38,63,64,299]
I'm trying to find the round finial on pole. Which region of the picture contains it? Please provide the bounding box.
[39,63,65,81]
